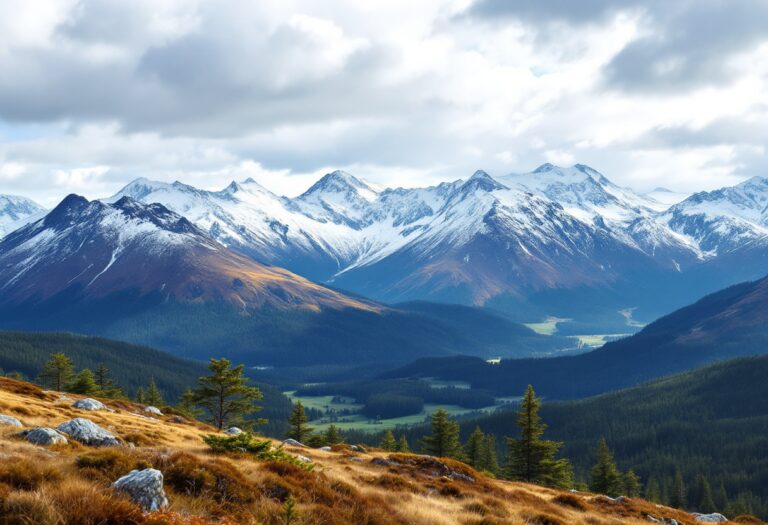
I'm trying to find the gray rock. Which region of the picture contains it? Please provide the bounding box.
[72,398,107,411]
[168,416,187,424]
[143,406,163,416]
[23,427,68,445]
[0,415,23,427]
[225,427,243,435]
[319,446,332,452]
[296,455,313,463]
[57,418,119,447]
[112,468,169,512]
[283,438,306,447]
[693,514,728,522]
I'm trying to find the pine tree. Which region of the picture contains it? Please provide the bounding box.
[421,409,465,460]
[39,352,74,391]
[465,426,486,469]
[380,430,397,451]
[69,368,100,395]
[397,435,410,452]
[693,474,716,514]
[192,358,264,430]
[177,388,203,419]
[713,480,728,511]
[135,387,146,404]
[287,401,313,443]
[480,434,500,475]
[505,385,571,488]
[624,469,641,498]
[645,477,661,502]
[669,468,687,509]
[145,377,164,407]
[95,364,110,393]
[589,437,624,497]
[323,424,343,445]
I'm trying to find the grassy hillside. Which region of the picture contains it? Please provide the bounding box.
[0,375,744,525]
[387,356,768,518]
[0,331,292,437]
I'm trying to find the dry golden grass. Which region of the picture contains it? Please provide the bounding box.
[0,377,764,525]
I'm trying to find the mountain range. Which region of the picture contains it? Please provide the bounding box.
[0,194,571,367]
[0,194,45,237]
[99,164,768,325]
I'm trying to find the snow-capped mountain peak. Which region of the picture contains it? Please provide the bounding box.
[0,194,46,238]
[301,170,378,200]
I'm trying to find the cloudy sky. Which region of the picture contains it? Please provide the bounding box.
[1,0,767,206]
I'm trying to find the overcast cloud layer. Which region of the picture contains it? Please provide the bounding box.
[0,0,767,206]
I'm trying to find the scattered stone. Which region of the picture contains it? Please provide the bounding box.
[72,398,107,411]
[296,455,313,463]
[144,406,163,416]
[112,469,169,512]
[22,427,68,446]
[350,445,360,451]
[168,416,187,424]
[319,446,332,452]
[0,415,23,427]
[449,471,475,483]
[57,418,120,447]
[371,457,395,467]
[693,514,728,523]
[646,516,661,523]
[595,495,628,504]
[283,438,306,447]
[225,427,243,435]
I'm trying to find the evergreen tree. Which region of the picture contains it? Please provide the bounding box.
[693,474,716,514]
[465,426,486,469]
[287,401,313,443]
[645,477,661,502]
[39,352,74,391]
[589,437,624,497]
[145,377,164,407]
[323,424,343,445]
[624,469,641,498]
[714,480,728,511]
[192,358,264,430]
[505,385,571,488]
[95,364,110,392]
[480,434,500,475]
[135,387,146,404]
[69,368,100,395]
[379,430,397,451]
[421,409,465,460]
[669,468,687,509]
[176,388,203,419]
[397,435,410,452]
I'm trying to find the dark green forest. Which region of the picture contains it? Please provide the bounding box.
[0,331,293,437]
[356,356,768,518]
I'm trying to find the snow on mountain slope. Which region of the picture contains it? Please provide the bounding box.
[663,176,768,255]
[643,187,691,210]
[0,194,374,312]
[0,194,46,237]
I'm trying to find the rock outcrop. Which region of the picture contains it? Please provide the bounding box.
[112,469,169,512]
[57,418,119,446]
[22,427,68,445]
[0,415,22,427]
[72,398,107,411]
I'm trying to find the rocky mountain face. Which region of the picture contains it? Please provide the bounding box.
[0,194,45,237]
[103,164,768,322]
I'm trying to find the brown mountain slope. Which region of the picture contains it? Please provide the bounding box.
[0,377,750,525]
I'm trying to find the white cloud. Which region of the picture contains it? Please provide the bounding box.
[0,0,766,205]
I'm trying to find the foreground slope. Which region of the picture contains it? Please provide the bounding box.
[386,274,768,399]
[0,197,569,366]
[0,377,736,525]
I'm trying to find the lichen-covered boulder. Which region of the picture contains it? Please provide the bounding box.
[283,438,306,447]
[57,418,119,447]
[693,514,728,522]
[72,398,107,411]
[225,427,243,435]
[23,427,68,445]
[0,415,23,427]
[144,406,162,416]
[296,455,313,463]
[319,446,332,452]
[112,469,169,512]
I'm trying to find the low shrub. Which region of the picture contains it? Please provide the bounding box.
[50,480,144,525]
[76,449,150,479]
[552,493,588,511]
[157,452,255,505]
[203,433,313,470]
[0,460,62,490]
[0,491,62,525]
